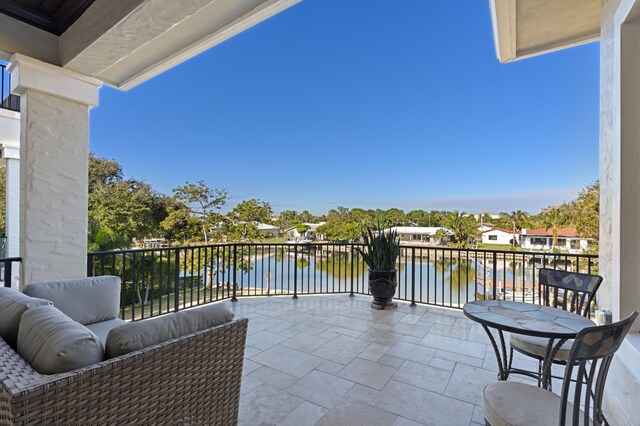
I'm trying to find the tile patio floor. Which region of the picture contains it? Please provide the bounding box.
[227,294,582,426]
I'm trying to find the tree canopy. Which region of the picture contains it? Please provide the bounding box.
[88,154,170,247]
[77,154,601,250]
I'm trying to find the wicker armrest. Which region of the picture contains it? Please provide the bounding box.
[0,316,248,425]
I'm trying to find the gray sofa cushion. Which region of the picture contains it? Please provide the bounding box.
[86,318,127,347]
[17,305,104,374]
[24,276,121,325]
[0,288,52,348]
[106,303,234,358]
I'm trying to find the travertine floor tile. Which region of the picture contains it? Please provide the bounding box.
[392,360,452,393]
[375,380,474,425]
[278,401,327,426]
[287,370,354,408]
[444,363,497,405]
[316,398,398,426]
[238,384,303,426]
[252,345,324,378]
[337,357,398,390]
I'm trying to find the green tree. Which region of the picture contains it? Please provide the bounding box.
[349,208,374,227]
[542,208,564,250]
[407,210,430,226]
[160,204,202,243]
[499,210,529,248]
[276,210,300,230]
[230,199,272,224]
[89,179,164,242]
[571,181,599,248]
[88,154,169,245]
[227,199,273,241]
[172,180,227,244]
[382,208,406,227]
[317,206,362,242]
[443,210,477,247]
[299,210,314,223]
[87,219,128,252]
[295,223,311,236]
[433,228,450,245]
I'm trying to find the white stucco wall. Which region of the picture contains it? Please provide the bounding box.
[600,1,640,424]
[520,236,588,253]
[0,109,20,144]
[9,55,101,286]
[0,109,20,288]
[481,230,514,245]
[19,91,90,284]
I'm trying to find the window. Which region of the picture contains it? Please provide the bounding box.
[531,237,546,245]
[488,235,498,241]
[413,234,422,240]
[570,239,581,250]
[557,238,566,247]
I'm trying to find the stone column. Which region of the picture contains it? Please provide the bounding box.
[0,109,20,288]
[1,143,19,260]
[8,54,101,286]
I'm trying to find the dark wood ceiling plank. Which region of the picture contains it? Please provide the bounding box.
[38,0,61,16]
[51,0,95,34]
[0,0,96,35]
[0,0,54,32]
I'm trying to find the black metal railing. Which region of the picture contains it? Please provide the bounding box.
[1,64,20,112]
[0,257,21,287]
[87,243,598,321]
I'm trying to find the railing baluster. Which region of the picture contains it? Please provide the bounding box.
[411,247,416,306]
[293,244,298,299]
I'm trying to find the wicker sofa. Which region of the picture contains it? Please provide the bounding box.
[0,278,248,425]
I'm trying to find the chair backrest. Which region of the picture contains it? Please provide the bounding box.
[538,268,603,317]
[558,311,639,426]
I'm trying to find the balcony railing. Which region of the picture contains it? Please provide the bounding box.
[1,64,19,112]
[87,243,599,321]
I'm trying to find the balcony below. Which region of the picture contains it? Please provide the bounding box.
[230,294,577,426]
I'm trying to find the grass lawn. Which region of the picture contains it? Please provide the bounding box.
[474,243,522,251]
[121,285,290,320]
[257,237,286,243]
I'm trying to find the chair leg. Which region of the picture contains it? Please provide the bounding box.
[537,360,542,388]
[508,347,514,370]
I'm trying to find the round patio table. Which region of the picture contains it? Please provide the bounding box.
[463,300,594,390]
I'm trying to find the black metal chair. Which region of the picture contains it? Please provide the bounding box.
[509,268,603,384]
[484,311,638,426]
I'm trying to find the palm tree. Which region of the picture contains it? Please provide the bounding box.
[542,208,562,250]
[499,210,529,248]
[444,211,477,247]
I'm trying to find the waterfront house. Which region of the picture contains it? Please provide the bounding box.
[481,227,518,246]
[520,227,591,254]
[284,222,325,241]
[385,226,449,245]
[256,223,280,238]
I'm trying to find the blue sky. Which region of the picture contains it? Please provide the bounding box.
[89,0,600,216]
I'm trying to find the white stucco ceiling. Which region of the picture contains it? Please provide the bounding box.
[490,0,601,63]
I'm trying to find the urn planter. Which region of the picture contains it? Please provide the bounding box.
[357,226,400,310]
[368,268,398,310]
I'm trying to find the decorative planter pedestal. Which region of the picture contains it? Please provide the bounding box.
[369,269,398,310]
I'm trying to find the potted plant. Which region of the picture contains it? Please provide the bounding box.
[357,226,401,309]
